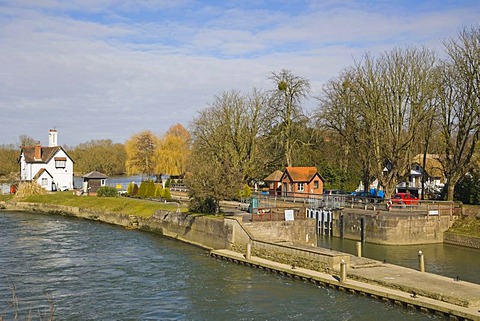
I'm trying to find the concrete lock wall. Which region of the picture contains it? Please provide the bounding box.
[251,240,349,272]
[334,211,456,244]
[444,232,480,249]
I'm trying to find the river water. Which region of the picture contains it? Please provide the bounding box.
[0,211,459,321]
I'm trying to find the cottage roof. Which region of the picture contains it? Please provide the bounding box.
[82,171,108,179]
[32,168,53,180]
[264,170,283,182]
[412,154,444,178]
[284,166,324,183]
[20,146,74,164]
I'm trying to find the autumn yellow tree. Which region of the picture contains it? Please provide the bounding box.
[155,124,190,177]
[125,130,159,178]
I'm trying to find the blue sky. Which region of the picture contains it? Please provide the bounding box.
[1,0,479,146]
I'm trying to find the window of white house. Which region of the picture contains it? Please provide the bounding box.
[55,159,66,168]
[41,178,48,186]
[314,180,319,189]
[298,183,304,192]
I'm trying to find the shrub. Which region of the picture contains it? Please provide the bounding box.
[127,182,134,195]
[137,181,147,198]
[13,182,46,199]
[97,186,118,197]
[161,188,171,200]
[132,183,139,196]
[146,180,156,198]
[155,184,163,197]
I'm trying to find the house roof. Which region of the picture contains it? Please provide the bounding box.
[82,171,108,179]
[284,166,324,183]
[412,154,444,178]
[20,146,75,164]
[32,168,53,180]
[264,170,283,182]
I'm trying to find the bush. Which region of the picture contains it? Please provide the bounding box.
[137,181,147,198]
[146,180,156,198]
[161,188,171,200]
[189,196,218,214]
[127,182,134,195]
[155,184,163,197]
[97,186,118,197]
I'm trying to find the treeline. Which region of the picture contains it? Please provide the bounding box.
[2,26,479,211]
[185,26,480,212]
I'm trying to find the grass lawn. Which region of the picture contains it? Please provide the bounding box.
[7,192,188,218]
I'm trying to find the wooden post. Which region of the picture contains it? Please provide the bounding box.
[340,260,347,283]
[246,243,251,260]
[356,242,362,257]
[418,250,425,272]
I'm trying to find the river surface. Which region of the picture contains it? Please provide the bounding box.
[0,211,460,321]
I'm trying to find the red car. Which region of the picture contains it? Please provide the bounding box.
[390,193,419,206]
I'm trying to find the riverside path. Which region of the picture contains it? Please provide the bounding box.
[211,249,480,321]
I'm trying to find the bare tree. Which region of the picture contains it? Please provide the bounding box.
[438,26,480,200]
[353,47,438,196]
[186,89,269,213]
[268,69,311,167]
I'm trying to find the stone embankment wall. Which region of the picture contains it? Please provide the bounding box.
[444,232,480,249]
[1,201,346,272]
[335,210,456,244]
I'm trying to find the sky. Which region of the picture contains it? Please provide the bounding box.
[1,0,479,147]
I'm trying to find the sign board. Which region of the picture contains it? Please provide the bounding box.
[428,210,439,216]
[285,209,294,221]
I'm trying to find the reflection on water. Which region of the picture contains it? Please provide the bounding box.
[318,235,480,283]
[0,211,445,320]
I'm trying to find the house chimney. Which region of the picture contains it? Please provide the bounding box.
[49,129,58,147]
[34,141,42,160]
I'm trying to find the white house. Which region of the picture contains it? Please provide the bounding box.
[19,129,75,191]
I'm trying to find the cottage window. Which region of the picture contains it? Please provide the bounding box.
[41,178,48,186]
[314,180,319,189]
[101,179,106,186]
[288,183,292,192]
[55,159,66,168]
[298,183,304,192]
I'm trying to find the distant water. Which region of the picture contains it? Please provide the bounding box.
[0,211,444,321]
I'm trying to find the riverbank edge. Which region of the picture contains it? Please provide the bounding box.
[2,201,480,321]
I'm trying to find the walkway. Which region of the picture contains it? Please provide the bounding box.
[211,249,480,321]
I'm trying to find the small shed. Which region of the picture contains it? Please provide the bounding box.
[264,170,283,195]
[82,171,108,193]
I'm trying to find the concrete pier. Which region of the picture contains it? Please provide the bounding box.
[211,249,480,321]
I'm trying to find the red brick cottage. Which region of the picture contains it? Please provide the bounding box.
[280,166,324,197]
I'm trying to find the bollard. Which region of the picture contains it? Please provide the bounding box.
[340,260,347,283]
[356,242,362,257]
[418,250,425,272]
[246,243,251,260]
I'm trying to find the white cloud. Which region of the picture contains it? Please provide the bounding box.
[1,0,479,146]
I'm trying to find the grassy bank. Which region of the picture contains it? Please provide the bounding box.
[448,217,480,238]
[1,192,187,218]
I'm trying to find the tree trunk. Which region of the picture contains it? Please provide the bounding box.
[446,182,455,201]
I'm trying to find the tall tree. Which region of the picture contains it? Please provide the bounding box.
[155,123,191,177]
[186,89,269,213]
[70,139,126,176]
[268,69,311,167]
[438,26,480,200]
[319,68,374,193]
[353,47,438,196]
[18,135,36,147]
[125,130,159,179]
[0,144,18,178]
